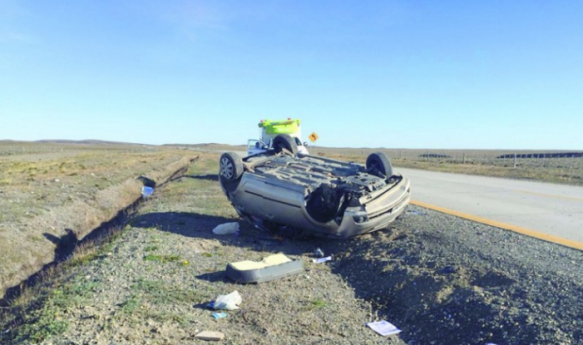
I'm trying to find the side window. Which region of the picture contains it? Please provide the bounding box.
[294,137,302,146]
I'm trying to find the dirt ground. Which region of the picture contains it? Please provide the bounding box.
[2,153,582,345]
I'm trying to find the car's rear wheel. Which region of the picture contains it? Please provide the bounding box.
[219,152,243,189]
[273,134,298,156]
[366,152,393,178]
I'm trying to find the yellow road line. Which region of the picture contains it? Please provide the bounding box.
[410,200,583,252]
[515,190,583,203]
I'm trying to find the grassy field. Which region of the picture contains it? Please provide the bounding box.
[0,142,197,298]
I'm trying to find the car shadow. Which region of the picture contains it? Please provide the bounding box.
[129,211,316,257]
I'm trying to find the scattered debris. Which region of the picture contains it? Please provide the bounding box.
[314,247,325,258]
[212,222,239,235]
[212,312,228,319]
[142,186,154,197]
[212,290,242,310]
[366,320,402,336]
[226,253,304,283]
[312,256,332,263]
[195,330,225,341]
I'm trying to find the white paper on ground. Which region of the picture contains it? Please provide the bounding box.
[367,320,401,336]
[312,256,332,263]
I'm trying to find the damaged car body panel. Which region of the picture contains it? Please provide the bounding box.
[219,135,411,239]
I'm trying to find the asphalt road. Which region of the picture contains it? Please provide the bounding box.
[396,167,583,244]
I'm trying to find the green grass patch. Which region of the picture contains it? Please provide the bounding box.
[131,279,210,305]
[144,245,159,252]
[310,298,327,309]
[143,254,181,263]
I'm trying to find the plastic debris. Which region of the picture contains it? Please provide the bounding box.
[367,320,401,336]
[195,330,225,341]
[213,291,242,310]
[142,186,154,197]
[312,256,332,263]
[212,222,240,235]
[314,248,325,258]
[212,312,228,319]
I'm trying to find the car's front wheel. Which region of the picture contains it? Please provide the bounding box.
[219,152,243,185]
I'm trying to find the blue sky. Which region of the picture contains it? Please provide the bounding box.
[1,1,582,149]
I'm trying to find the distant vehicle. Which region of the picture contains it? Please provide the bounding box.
[247,119,309,156]
[220,134,411,239]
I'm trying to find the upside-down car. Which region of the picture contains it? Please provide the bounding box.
[219,134,411,238]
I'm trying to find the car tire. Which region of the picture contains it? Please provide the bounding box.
[219,152,243,183]
[273,134,298,156]
[366,152,393,177]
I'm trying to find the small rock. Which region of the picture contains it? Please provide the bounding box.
[441,266,456,274]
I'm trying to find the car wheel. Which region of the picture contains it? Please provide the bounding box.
[219,152,243,182]
[366,152,393,177]
[273,134,298,156]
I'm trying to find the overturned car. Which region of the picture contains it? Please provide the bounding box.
[219,134,411,239]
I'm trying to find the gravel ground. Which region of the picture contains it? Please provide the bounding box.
[2,154,583,345]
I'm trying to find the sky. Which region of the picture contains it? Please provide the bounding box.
[1,1,582,149]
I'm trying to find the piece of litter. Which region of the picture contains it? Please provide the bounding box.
[142,186,154,197]
[212,222,239,235]
[212,312,228,319]
[213,290,242,310]
[312,256,332,263]
[314,248,324,258]
[195,330,225,341]
[367,320,401,336]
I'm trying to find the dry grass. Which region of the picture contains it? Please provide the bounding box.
[0,143,197,297]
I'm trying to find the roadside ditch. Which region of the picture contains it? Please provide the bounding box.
[0,156,198,305]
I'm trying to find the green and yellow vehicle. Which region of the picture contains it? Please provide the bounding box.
[247,118,310,156]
